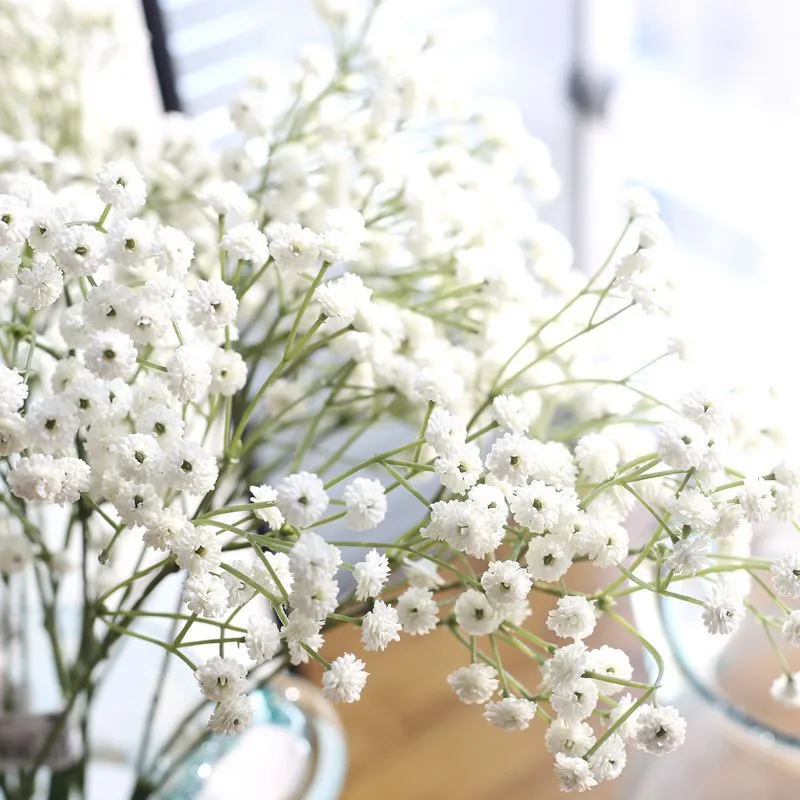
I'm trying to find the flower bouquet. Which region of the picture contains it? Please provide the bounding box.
[0,0,798,797]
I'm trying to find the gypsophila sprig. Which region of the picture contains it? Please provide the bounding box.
[1,0,799,794]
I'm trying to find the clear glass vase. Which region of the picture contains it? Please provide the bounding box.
[622,542,800,799]
[0,574,347,800]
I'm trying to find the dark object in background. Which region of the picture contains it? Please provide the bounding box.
[141,0,182,112]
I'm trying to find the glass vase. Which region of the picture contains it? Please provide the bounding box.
[622,529,800,799]
[0,574,347,800]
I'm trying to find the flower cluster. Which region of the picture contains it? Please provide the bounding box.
[1,0,799,794]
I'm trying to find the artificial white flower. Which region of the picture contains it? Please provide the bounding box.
[353,549,390,601]
[0,365,27,416]
[702,583,746,636]
[84,330,138,380]
[782,610,800,646]
[454,589,501,636]
[314,272,372,325]
[545,719,596,757]
[587,646,633,696]
[551,677,600,723]
[525,533,574,582]
[276,472,330,527]
[282,610,325,666]
[322,653,368,703]
[207,695,253,735]
[195,656,247,702]
[249,484,285,530]
[657,420,709,470]
[667,488,719,534]
[589,734,627,783]
[554,753,598,793]
[770,673,800,708]
[480,560,532,609]
[0,533,33,574]
[245,616,282,664]
[95,159,146,209]
[361,600,401,651]
[633,705,687,755]
[737,477,775,522]
[446,663,499,704]
[182,572,229,618]
[268,222,320,273]
[771,552,800,599]
[396,586,439,635]
[483,697,537,731]
[542,642,589,694]
[17,256,63,310]
[491,394,532,435]
[343,477,387,530]
[664,534,710,576]
[546,595,598,641]
[221,222,270,264]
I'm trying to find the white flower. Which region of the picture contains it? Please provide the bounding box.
[25,396,79,452]
[770,673,800,708]
[771,552,800,599]
[782,610,800,646]
[485,433,537,485]
[195,656,247,702]
[575,433,620,483]
[361,600,401,651]
[156,225,194,277]
[525,533,574,582]
[268,222,320,273]
[142,510,192,552]
[626,186,659,220]
[54,224,106,278]
[454,589,501,636]
[483,697,537,731]
[8,454,63,503]
[551,677,600,723]
[425,407,466,456]
[664,534,710,576]
[667,488,719,534]
[545,719,596,757]
[17,257,63,310]
[657,420,709,470]
[542,642,589,694]
[554,753,598,793]
[182,572,229,618]
[713,502,751,542]
[164,442,219,496]
[210,349,247,396]
[322,653,368,703]
[606,693,640,740]
[207,695,253,735]
[353,549,390,601]
[633,705,687,755]
[0,415,25,456]
[221,222,269,264]
[491,394,531,435]
[702,583,745,635]
[738,477,775,522]
[0,365,27,416]
[413,367,464,410]
[188,279,239,330]
[396,586,439,635]
[249,484,285,530]
[509,481,562,534]
[403,558,444,590]
[587,646,633,696]
[343,477,387,531]
[589,734,627,783]
[480,561,532,609]
[579,517,629,569]
[289,531,341,584]
[95,159,146,209]
[434,442,483,493]
[276,472,330,527]
[0,195,32,247]
[318,207,366,262]
[282,610,325,666]
[84,330,138,380]
[290,575,339,620]
[251,552,294,597]
[546,596,598,641]
[245,616,282,664]
[0,534,33,574]
[172,526,222,575]
[197,180,250,217]
[446,663,499,704]
[314,273,372,326]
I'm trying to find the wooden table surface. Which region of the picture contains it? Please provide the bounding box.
[305,570,631,800]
